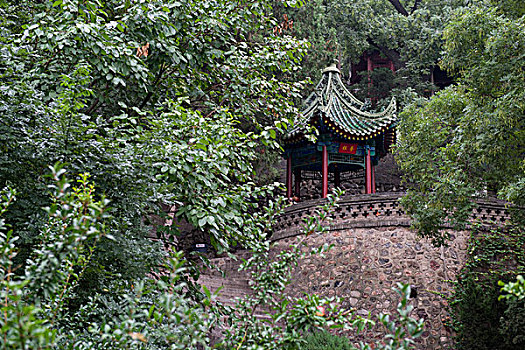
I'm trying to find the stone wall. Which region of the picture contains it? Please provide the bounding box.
[275,225,465,348]
[198,193,511,348]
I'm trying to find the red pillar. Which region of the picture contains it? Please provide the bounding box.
[322,145,328,198]
[365,148,372,194]
[294,169,301,199]
[372,163,376,193]
[286,156,292,198]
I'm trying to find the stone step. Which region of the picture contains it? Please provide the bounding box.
[198,275,253,303]
[199,278,251,291]
[198,279,250,290]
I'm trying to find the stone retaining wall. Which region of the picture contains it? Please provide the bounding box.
[269,193,511,348]
[200,194,511,348]
[274,225,464,348]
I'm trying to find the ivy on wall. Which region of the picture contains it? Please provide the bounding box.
[447,225,525,350]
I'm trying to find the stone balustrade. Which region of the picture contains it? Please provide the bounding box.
[272,192,511,241]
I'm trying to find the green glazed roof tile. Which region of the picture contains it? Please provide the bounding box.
[285,64,397,141]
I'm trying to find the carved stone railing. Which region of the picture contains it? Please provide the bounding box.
[272,192,512,241]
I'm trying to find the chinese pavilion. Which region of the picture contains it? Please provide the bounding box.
[283,63,397,199]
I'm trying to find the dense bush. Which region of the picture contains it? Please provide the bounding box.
[499,299,525,348]
[449,274,508,350]
[302,331,354,350]
[448,228,525,350]
[1,168,425,349]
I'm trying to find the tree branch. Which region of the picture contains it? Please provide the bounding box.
[85,98,100,116]
[366,38,404,70]
[387,0,409,16]
[411,0,422,14]
[139,65,166,110]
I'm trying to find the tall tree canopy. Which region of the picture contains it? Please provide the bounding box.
[0,0,308,292]
[396,0,525,244]
[278,0,467,106]
[271,0,523,245]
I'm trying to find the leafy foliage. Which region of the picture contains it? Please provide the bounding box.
[447,226,525,350]
[302,331,354,350]
[498,298,525,349]
[0,0,308,297]
[1,165,217,349]
[396,1,525,244]
[0,0,458,348]
[500,276,525,301]
[277,0,468,106]
[373,284,424,350]
[1,170,424,349]
[498,275,525,347]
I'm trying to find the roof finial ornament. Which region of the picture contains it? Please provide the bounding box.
[323,59,342,74]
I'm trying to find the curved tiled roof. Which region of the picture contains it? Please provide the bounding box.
[286,63,397,142]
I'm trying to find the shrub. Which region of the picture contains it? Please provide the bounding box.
[1,167,424,350]
[302,331,354,350]
[499,299,525,348]
[448,228,525,350]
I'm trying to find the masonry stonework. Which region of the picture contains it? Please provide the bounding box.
[275,226,466,348]
[199,193,511,348]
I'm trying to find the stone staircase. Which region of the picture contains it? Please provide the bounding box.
[198,274,252,307]
[197,249,253,306]
[197,254,275,322]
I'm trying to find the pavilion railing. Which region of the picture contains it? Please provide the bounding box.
[328,152,364,166]
[272,192,512,241]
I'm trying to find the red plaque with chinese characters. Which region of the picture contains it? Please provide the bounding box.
[339,143,358,154]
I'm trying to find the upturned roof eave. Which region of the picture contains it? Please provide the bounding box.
[283,64,397,143]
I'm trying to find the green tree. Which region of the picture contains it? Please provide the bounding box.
[1,170,423,349]
[0,165,216,349]
[278,0,468,107]
[396,1,525,244]
[0,0,308,296]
